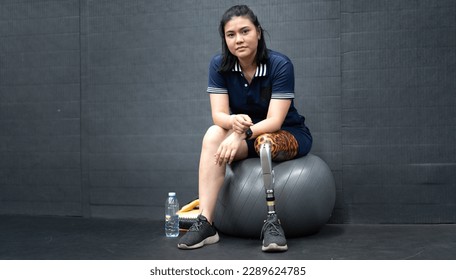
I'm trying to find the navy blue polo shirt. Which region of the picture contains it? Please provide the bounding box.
[207,50,305,128]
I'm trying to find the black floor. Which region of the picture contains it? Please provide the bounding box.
[1,215,455,260]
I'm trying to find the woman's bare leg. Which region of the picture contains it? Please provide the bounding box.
[198,125,248,223]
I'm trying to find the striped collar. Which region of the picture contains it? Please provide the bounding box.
[232,61,268,77]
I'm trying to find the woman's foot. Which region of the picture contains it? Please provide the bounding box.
[177,214,219,250]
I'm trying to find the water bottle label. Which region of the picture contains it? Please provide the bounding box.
[165,214,179,237]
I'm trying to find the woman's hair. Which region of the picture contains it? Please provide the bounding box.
[218,5,268,72]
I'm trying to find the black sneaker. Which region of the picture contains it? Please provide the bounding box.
[260,214,288,252]
[177,214,219,249]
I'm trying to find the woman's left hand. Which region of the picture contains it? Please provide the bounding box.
[214,132,244,166]
[231,114,253,134]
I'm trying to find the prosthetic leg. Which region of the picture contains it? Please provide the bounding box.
[260,143,276,215]
[259,142,288,252]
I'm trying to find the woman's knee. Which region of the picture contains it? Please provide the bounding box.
[202,125,228,148]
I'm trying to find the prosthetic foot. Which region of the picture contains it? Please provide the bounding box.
[259,143,288,252]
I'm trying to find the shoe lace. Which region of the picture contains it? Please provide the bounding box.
[260,219,282,239]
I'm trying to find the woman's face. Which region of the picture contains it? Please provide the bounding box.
[223,16,260,64]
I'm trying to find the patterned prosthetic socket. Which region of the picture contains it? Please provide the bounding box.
[259,142,276,215]
[254,130,299,162]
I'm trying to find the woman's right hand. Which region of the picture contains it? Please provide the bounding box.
[214,132,244,166]
[231,114,253,134]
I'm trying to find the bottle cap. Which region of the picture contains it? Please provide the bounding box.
[168,192,176,196]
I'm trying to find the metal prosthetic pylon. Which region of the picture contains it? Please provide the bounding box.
[260,142,276,216]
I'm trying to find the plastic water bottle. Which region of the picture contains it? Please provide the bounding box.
[165,192,179,237]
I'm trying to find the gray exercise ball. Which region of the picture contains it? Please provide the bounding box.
[214,154,336,238]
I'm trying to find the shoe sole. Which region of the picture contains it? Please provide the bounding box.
[262,243,288,252]
[177,232,220,250]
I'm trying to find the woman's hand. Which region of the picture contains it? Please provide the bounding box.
[231,114,253,134]
[214,132,244,166]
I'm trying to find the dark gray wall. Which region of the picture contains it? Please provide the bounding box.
[341,0,456,223]
[0,0,82,216]
[1,0,455,223]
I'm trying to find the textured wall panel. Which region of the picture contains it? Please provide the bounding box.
[341,0,456,223]
[1,0,454,224]
[0,0,82,216]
